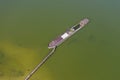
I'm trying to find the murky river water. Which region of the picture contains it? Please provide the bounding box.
[0,0,120,80]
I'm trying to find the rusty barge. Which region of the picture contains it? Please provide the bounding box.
[48,18,89,49]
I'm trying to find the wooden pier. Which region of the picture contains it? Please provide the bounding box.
[25,47,57,80]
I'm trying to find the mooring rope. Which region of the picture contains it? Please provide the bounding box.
[25,47,57,80]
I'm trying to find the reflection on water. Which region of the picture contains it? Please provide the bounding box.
[0,0,120,80]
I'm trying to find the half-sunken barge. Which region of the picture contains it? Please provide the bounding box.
[48,18,89,49]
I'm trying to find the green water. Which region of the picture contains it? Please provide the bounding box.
[0,0,120,80]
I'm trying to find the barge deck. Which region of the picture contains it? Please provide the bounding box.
[48,18,89,49]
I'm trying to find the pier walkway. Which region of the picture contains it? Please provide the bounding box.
[25,46,57,80]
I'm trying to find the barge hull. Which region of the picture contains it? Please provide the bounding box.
[48,18,89,49]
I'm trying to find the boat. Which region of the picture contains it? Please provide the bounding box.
[48,18,89,49]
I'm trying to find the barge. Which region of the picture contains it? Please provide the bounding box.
[48,18,89,49]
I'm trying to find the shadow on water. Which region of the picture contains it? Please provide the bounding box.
[66,34,96,46]
[66,34,82,46]
[88,34,96,43]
